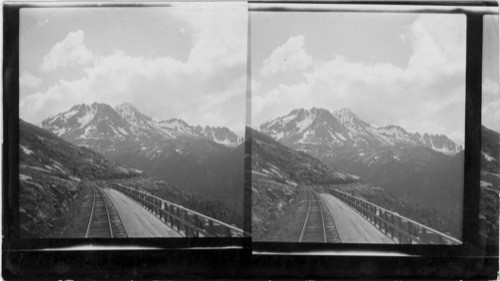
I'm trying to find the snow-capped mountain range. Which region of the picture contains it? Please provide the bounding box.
[260,107,462,155]
[41,102,243,147]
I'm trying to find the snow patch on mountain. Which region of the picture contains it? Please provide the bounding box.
[77,109,96,128]
[296,112,315,132]
[481,180,493,188]
[80,125,94,139]
[21,145,34,155]
[482,151,495,162]
[53,126,69,137]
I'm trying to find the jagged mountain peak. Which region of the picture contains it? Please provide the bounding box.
[290,107,331,117]
[378,124,409,134]
[113,102,140,114]
[334,107,356,116]
[114,101,135,109]
[196,125,244,147]
[159,118,193,132]
[332,108,371,132]
[260,106,348,144]
[114,102,152,126]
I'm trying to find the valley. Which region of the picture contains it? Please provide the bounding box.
[19,118,244,237]
[41,102,244,201]
[260,107,464,212]
[252,107,468,243]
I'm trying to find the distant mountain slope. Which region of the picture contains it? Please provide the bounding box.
[259,107,464,211]
[111,136,244,201]
[481,125,499,176]
[19,119,143,237]
[251,128,358,185]
[40,102,245,201]
[250,127,358,239]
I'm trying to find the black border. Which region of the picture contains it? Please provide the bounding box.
[3,1,499,279]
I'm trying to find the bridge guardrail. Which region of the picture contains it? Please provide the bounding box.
[113,184,248,238]
[329,189,462,245]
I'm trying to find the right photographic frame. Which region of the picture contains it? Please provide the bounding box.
[250,6,478,247]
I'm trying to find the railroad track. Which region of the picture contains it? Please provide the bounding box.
[299,189,327,243]
[85,186,114,238]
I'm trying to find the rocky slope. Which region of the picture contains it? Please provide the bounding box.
[19,119,144,237]
[249,127,358,239]
[479,125,499,244]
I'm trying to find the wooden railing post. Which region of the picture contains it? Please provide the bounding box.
[407,221,413,244]
[225,226,232,237]
[184,211,190,237]
[194,215,200,237]
[208,220,215,237]
[390,214,395,239]
[167,204,172,227]
[384,211,389,235]
[169,205,175,228]
[399,217,405,244]
[437,233,444,244]
[176,207,181,232]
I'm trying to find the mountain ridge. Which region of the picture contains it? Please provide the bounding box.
[260,107,462,155]
[42,102,244,147]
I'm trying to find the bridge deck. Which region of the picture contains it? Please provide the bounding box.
[320,193,394,244]
[104,188,181,237]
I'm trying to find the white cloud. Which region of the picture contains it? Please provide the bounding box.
[407,15,466,81]
[483,77,499,100]
[21,6,247,134]
[253,14,466,143]
[172,2,247,74]
[482,78,500,132]
[260,35,313,77]
[40,30,93,72]
[482,100,500,131]
[19,71,42,88]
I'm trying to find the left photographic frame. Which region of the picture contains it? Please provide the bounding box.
[6,2,249,246]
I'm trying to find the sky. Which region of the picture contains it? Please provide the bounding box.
[482,15,500,133]
[251,12,468,145]
[19,4,247,135]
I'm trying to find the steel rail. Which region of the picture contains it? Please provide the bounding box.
[316,192,327,243]
[99,187,114,238]
[298,190,313,242]
[85,186,97,238]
